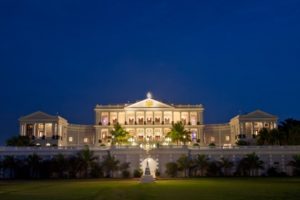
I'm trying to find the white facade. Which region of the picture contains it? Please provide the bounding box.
[18,93,277,147]
[94,94,204,146]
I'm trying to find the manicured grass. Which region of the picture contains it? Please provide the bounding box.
[0,178,300,200]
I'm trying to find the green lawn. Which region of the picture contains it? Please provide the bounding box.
[0,178,300,200]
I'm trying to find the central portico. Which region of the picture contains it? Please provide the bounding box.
[94,93,204,146]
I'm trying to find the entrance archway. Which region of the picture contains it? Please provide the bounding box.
[141,157,158,178]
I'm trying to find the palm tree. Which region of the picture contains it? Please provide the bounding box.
[177,154,193,177]
[2,155,17,179]
[238,153,264,176]
[76,146,98,178]
[288,155,300,176]
[278,118,300,145]
[269,129,283,145]
[26,154,42,178]
[195,154,209,176]
[52,154,68,178]
[167,121,191,145]
[219,157,234,176]
[257,128,270,145]
[101,153,120,178]
[206,160,222,176]
[67,156,80,178]
[110,123,130,145]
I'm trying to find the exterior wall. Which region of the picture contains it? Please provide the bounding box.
[18,100,278,147]
[94,100,204,146]
[19,114,68,147]
[204,124,232,146]
[66,124,95,146]
[0,146,298,177]
[229,113,278,144]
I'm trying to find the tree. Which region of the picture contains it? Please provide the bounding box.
[257,128,270,145]
[90,162,103,178]
[110,123,130,145]
[6,135,33,146]
[0,159,3,178]
[219,157,234,176]
[52,154,69,178]
[195,154,209,176]
[2,155,18,179]
[167,121,191,145]
[206,161,222,176]
[278,118,300,145]
[257,128,283,145]
[269,129,283,145]
[165,162,178,177]
[76,146,98,178]
[119,162,130,178]
[288,155,300,176]
[26,154,42,178]
[287,127,300,145]
[237,153,264,176]
[177,154,193,177]
[67,156,80,178]
[101,153,119,178]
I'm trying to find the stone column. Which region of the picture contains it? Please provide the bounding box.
[180,112,182,123]
[33,123,37,137]
[43,123,46,137]
[52,123,56,136]
[117,112,119,124]
[20,123,24,136]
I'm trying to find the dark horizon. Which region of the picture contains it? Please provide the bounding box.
[1,0,300,144]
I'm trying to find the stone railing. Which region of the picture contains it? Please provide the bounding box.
[1,145,300,152]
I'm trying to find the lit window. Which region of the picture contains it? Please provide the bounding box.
[84,138,88,143]
[68,137,73,142]
[226,136,230,141]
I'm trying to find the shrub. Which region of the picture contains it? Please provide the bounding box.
[155,169,160,177]
[236,140,249,146]
[208,143,216,147]
[133,169,143,178]
[165,162,178,177]
[122,170,130,178]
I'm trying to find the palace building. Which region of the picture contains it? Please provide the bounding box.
[19,93,278,147]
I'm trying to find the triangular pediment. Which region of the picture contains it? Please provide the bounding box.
[241,110,277,119]
[126,98,173,109]
[19,111,58,121]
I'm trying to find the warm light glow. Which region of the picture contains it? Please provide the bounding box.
[146,92,152,99]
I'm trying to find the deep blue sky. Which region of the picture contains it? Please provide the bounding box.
[0,0,300,143]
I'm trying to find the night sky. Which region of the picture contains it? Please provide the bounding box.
[1,0,300,144]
